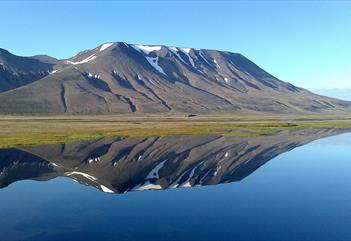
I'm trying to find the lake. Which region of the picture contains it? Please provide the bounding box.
[0,128,351,241]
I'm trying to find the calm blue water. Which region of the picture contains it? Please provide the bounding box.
[0,132,351,241]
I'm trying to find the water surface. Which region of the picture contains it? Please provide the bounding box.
[0,128,351,241]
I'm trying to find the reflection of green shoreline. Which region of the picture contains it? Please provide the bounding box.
[0,128,346,193]
[1,116,351,148]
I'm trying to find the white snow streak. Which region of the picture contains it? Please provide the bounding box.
[131,45,162,54]
[169,47,203,73]
[87,73,100,79]
[100,185,115,193]
[51,162,59,167]
[213,59,221,69]
[199,170,211,184]
[214,166,222,176]
[130,45,166,75]
[169,167,197,189]
[146,160,167,179]
[87,157,101,164]
[168,47,188,65]
[133,181,162,191]
[100,43,114,51]
[181,48,191,53]
[199,51,211,65]
[180,167,196,188]
[66,54,96,65]
[169,172,187,188]
[67,171,114,193]
[66,171,97,182]
[145,56,167,75]
[178,48,196,69]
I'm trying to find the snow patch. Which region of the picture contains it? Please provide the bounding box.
[178,48,196,69]
[199,170,211,184]
[146,160,167,179]
[180,167,196,188]
[87,73,100,79]
[169,47,203,73]
[169,172,187,188]
[170,167,197,189]
[133,181,162,191]
[50,70,58,74]
[87,157,101,164]
[51,162,59,167]
[100,43,114,51]
[168,47,177,52]
[66,171,97,182]
[130,45,166,75]
[131,45,162,55]
[214,166,222,176]
[181,182,192,187]
[145,56,167,75]
[100,185,114,193]
[213,59,221,69]
[66,54,96,65]
[199,51,211,65]
[224,152,229,157]
[168,47,188,65]
[181,48,191,53]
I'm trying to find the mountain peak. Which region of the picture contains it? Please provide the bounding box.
[0,42,350,115]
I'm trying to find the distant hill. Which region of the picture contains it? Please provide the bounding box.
[0,42,350,115]
[313,88,351,101]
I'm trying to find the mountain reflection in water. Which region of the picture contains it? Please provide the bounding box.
[0,128,349,194]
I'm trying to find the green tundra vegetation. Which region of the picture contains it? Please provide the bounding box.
[1,114,351,148]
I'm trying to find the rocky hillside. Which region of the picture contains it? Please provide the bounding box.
[0,42,350,115]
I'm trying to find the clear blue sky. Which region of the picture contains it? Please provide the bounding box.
[1,0,350,92]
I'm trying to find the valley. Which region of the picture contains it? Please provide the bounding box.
[1,114,351,147]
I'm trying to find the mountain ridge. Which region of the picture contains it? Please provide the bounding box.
[0,42,350,115]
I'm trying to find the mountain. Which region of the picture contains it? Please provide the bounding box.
[0,42,350,115]
[0,128,348,192]
[0,48,58,92]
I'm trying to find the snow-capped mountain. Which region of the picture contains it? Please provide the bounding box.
[0,42,350,115]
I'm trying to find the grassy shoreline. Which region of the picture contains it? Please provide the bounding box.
[1,115,351,148]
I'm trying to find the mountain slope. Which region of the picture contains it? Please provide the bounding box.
[0,48,61,92]
[0,42,350,115]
